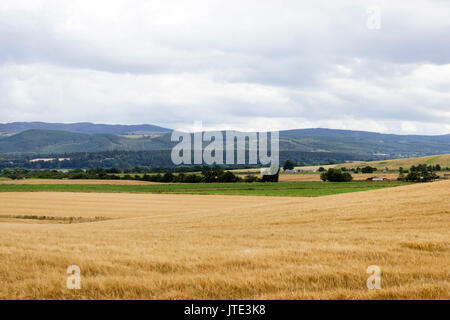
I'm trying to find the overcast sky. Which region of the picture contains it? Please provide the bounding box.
[0,0,449,134]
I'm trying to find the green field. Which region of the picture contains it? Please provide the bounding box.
[0,181,410,197]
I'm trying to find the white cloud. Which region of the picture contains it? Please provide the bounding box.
[0,0,449,134]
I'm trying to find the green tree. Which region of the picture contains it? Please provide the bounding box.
[244,175,258,182]
[403,163,437,182]
[320,168,353,182]
[162,171,174,182]
[361,166,376,173]
[283,160,295,171]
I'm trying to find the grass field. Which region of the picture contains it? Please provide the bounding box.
[0,180,448,299]
[0,181,409,197]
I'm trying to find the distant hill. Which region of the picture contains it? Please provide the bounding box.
[0,128,449,165]
[278,128,450,157]
[0,122,171,136]
[0,129,172,154]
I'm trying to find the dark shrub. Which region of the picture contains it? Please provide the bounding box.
[283,160,295,170]
[320,168,353,182]
[361,166,377,173]
[400,164,437,182]
[162,171,174,182]
[244,175,258,183]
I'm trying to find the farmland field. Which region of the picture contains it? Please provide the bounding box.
[334,154,450,171]
[0,180,448,299]
[277,173,400,182]
[0,181,409,197]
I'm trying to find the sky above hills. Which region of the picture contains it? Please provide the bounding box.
[0,0,449,134]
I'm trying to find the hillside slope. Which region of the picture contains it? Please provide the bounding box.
[0,128,449,162]
[279,128,450,156]
[0,129,171,153]
[0,122,171,136]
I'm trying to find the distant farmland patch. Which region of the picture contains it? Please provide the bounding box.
[334,154,450,170]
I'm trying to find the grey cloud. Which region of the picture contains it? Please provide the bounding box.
[0,0,449,134]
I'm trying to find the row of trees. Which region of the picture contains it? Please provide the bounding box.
[408,164,442,172]
[320,168,353,182]
[0,167,280,183]
[336,166,378,173]
[317,165,377,174]
[398,164,438,182]
[319,164,441,182]
[0,150,368,170]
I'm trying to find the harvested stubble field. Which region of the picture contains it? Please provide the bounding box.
[0,180,448,299]
[277,173,400,182]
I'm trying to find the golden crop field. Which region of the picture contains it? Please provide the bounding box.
[0,181,449,300]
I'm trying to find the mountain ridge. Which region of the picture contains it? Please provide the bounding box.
[0,122,171,136]
[1,122,449,137]
[0,128,449,159]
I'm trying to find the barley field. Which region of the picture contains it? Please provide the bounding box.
[0,180,448,299]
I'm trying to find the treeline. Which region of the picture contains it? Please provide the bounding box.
[320,166,379,173]
[325,164,448,174]
[0,150,377,170]
[407,164,443,172]
[320,168,353,182]
[398,164,441,182]
[0,167,279,183]
[0,150,174,169]
[278,151,373,166]
[318,163,447,182]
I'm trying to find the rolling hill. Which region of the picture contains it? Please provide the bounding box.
[279,128,450,156]
[0,127,449,167]
[0,122,171,136]
[0,129,172,154]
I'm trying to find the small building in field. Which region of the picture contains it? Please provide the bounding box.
[366,176,388,181]
[29,157,70,163]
